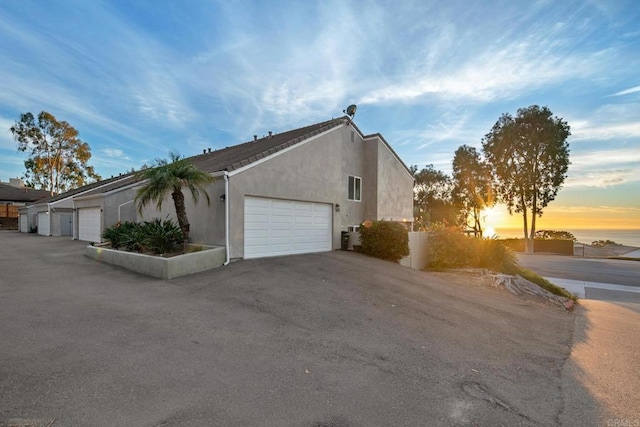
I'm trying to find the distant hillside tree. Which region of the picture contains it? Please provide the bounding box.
[10,111,101,195]
[534,230,576,241]
[451,145,494,237]
[410,164,460,230]
[482,105,570,253]
[591,239,621,248]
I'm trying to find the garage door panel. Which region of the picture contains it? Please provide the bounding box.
[78,207,102,242]
[244,197,332,259]
[38,212,50,236]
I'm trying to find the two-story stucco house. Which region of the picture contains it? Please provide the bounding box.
[69,116,414,261]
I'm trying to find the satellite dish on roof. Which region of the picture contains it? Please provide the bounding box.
[343,104,357,119]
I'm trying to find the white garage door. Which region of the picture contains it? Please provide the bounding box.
[78,207,102,242]
[37,212,50,236]
[19,214,28,233]
[244,197,332,259]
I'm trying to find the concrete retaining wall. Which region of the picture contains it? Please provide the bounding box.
[86,245,226,279]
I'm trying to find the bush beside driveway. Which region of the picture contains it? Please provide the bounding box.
[0,231,588,426]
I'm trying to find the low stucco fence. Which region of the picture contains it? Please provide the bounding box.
[400,231,429,270]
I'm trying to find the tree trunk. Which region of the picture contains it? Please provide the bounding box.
[171,189,190,247]
[521,200,533,254]
[530,197,537,255]
[474,206,483,237]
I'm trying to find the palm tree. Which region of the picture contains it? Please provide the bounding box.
[135,153,215,246]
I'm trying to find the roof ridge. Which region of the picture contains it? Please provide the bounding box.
[226,117,346,171]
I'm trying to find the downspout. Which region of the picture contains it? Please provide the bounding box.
[47,204,51,236]
[223,171,230,266]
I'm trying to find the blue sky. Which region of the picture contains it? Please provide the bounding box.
[1,0,639,229]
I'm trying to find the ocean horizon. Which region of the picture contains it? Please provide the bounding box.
[494,228,640,248]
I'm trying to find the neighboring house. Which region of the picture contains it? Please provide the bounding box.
[138,116,414,260]
[18,174,134,237]
[0,179,51,206]
[1,179,51,231]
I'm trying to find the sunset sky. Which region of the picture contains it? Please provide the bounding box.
[0,1,638,230]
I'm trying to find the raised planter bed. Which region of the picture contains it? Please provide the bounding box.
[86,244,226,279]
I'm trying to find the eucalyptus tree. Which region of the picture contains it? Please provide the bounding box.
[10,111,101,195]
[451,145,494,237]
[482,105,570,253]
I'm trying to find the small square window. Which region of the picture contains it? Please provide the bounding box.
[348,175,361,201]
[347,225,360,232]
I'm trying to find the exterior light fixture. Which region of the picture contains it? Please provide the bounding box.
[220,194,226,202]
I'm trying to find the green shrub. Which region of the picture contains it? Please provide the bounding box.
[425,225,476,270]
[424,226,577,301]
[426,225,517,273]
[101,218,183,254]
[141,218,183,254]
[359,220,410,262]
[476,238,519,274]
[102,221,138,250]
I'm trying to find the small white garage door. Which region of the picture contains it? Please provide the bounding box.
[19,214,28,233]
[244,197,332,259]
[78,207,102,242]
[37,212,50,236]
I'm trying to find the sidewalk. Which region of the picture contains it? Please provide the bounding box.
[548,277,640,303]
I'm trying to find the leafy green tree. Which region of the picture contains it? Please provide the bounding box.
[482,105,570,253]
[135,153,215,246]
[451,145,494,237]
[410,164,460,230]
[10,111,101,195]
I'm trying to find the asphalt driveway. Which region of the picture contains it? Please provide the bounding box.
[1,232,581,426]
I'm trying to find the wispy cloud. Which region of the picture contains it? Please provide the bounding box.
[101,148,130,160]
[562,140,640,187]
[570,103,640,141]
[565,169,639,188]
[358,15,604,105]
[0,117,16,149]
[612,85,640,96]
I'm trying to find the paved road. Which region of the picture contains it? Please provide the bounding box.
[516,253,640,287]
[0,231,581,426]
[562,300,640,425]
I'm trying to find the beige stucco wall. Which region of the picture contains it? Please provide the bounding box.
[372,138,414,222]
[140,178,226,246]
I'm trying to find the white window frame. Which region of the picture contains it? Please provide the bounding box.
[348,175,362,202]
[347,225,360,232]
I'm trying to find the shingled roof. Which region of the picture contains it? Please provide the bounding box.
[187,117,346,173]
[30,173,136,205]
[0,183,51,203]
[31,116,410,204]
